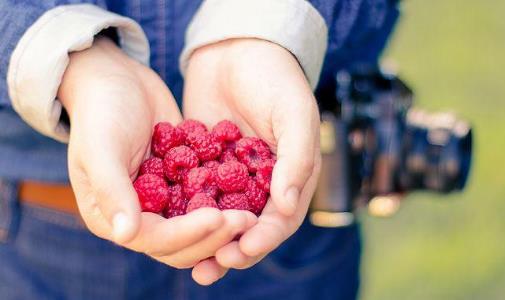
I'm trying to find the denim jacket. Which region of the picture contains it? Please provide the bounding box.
[0,0,399,183]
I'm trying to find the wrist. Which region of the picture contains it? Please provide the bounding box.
[58,36,137,117]
[190,38,291,65]
[188,38,298,84]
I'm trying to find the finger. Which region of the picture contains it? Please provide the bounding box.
[270,99,320,216]
[192,258,229,286]
[67,158,114,240]
[84,152,142,244]
[215,241,264,269]
[238,207,291,257]
[159,210,257,268]
[240,154,320,257]
[125,208,223,256]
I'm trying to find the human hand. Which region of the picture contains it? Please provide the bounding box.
[58,36,256,271]
[183,39,321,284]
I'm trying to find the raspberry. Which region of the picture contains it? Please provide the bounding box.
[133,174,169,213]
[164,208,186,218]
[255,159,275,192]
[216,161,249,193]
[212,120,242,148]
[186,193,218,213]
[163,145,199,182]
[218,193,249,210]
[183,167,219,199]
[202,160,220,178]
[151,122,186,158]
[139,157,164,178]
[163,184,187,218]
[137,119,277,218]
[202,160,220,170]
[219,148,238,163]
[235,137,272,172]
[186,132,222,162]
[178,119,207,137]
[245,178,268,215]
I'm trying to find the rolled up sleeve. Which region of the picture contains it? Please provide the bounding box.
[6,4,150,143]
[0,1,49,108]
[179,0,328,90]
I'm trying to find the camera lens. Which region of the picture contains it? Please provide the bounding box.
[398,109,473,193]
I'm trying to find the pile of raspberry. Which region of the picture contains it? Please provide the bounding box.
[133,120,275,218]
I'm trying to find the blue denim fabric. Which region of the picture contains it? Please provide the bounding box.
[0,0,400,182]
[0,180,361,300]
[0,1,399,299]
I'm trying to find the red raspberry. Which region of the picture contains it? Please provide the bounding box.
[186,132,222,162]
[216,161,249,193]
[183,167,219,199]
[245,178,268,215]
[218,193,249,210]
[255,159,275,192]
[133,174,169,213]
[151,122,186,158]
[164,208,185,218]
[235,137,272,172]
[212,120,242,148]
[202,160,220,170]
[178,119,207,136]
[186,193,218,213]
[163,184,187,218]
[163,146,199,182]
[139,157,164,178]
[202,160,220,178]
[219,148,238,163]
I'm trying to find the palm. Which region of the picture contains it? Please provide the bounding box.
[66,63,184,238]
[183,39,321,272]
[61,37,257,285]
[183,93,273,144]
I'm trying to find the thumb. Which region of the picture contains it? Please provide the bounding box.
[270,101,320,216]
[86,155,141,244]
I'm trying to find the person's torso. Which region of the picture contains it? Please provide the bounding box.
[0,0,400,182]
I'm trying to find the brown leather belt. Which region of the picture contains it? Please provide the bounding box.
[18,181,80,215]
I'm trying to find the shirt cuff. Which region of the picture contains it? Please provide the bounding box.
[7,4,150,143]
[179,0,328,90]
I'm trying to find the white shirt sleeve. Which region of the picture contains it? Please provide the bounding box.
[180,0,328,90]
[7,4,150,143]
[8,2,327,143]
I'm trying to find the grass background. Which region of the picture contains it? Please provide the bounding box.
[359,1,505,299]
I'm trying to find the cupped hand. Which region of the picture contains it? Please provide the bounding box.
[58,36,256,271]
[183,39,322,284]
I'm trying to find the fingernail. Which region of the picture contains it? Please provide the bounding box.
[112,212,129,243]
[284,187,299,215]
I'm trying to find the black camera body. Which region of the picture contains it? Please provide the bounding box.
[310,65,473,227]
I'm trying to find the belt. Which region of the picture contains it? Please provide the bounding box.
[19,181,80,215]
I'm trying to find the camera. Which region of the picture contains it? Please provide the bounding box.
[310,65,473,227]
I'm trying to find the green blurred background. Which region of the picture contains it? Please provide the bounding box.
[360,0,505,299]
